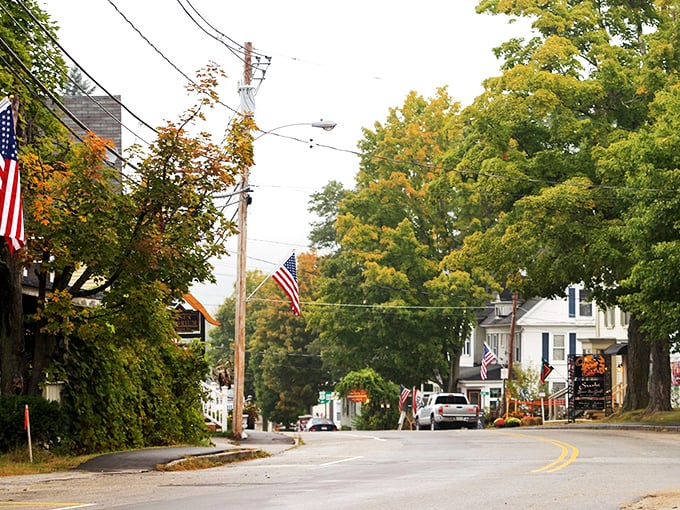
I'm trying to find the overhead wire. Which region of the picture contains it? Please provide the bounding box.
[15,0,159,138]
[0,34,134,169]
[1,1,153,147]
[103,0,240,116]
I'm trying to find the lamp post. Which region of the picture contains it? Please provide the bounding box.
[232,49,336,438]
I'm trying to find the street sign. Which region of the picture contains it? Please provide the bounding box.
[318,390,333,404]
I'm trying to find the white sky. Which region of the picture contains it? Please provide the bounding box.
[39,0,530,314]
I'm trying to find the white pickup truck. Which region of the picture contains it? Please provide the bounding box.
[414,392,479,430]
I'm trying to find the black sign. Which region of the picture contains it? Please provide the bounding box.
[176,310,200,333]
[568,354,612,420]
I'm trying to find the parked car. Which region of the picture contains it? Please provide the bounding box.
[304,417,338,431]
[414,392,479,430]
[295,414,313,431]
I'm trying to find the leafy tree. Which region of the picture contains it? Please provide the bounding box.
[249,252,329,427]
[209,253,330,428]
[207,269,269,400]
[0,1,254,450]
[309,89,491,391]
[334,368,399,430]
[453,0,680,412]
[0,0,68,396]
[308,180,348,250]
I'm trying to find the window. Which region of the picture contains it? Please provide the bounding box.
[463,336,471,356]
[620,310,629,327]
[514,332,521,362]
[487,333,500,354]
[552,382,566,393]
[579,289,592,317]
[604,307,616,328]
[490,388,502,399]
[553,334,565,361]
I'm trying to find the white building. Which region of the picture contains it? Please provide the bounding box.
[458,285,629,415]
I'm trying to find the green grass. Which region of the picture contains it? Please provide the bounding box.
[606,408,680,424]
[0,448,96,476]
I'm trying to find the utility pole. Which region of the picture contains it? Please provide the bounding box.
[505,291,518,419]
[233,42,255,439]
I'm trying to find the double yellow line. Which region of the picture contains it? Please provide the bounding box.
[502,431,580,473]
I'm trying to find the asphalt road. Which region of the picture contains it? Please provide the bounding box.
[1,428,680,509]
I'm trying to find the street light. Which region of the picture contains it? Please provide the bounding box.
[232,108,336,438]
[253,119,337,140]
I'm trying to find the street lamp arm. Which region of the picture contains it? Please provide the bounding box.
[254,119,336,140]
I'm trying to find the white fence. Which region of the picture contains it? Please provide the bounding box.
[202,381,233,431]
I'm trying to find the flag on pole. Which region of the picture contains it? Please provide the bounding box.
[272,253,301,316]
[480,343,497,381]
[398,385,411,413]
[540,359,554,384]
[0,97,25,252]
[411,387,418,417]
[23,404,29,430]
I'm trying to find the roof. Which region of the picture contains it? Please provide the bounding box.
[478,296,543,327]
[459,364,503,381]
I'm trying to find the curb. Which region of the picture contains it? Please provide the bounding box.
[161,448,262,470]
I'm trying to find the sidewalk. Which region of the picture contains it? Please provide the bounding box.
[76,430,297,473]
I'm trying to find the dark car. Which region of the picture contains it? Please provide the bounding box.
[304,417,338,432]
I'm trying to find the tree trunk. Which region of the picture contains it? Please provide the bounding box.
[622,313,650,411]
[27,331,57,395]
[646,340,672,413]
[0,244,27,395]
[445,351,461,392]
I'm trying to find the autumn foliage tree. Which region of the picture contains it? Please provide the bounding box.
[1,0,253,450]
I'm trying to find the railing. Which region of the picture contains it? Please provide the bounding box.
[201,381,233,431]
[611,382,626,411]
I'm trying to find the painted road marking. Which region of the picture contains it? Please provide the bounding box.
[0,503,94,509]
[320,455,364,466]
[501,431,580,473]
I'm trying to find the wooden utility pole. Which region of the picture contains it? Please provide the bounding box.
[507,291,518,381]
[504,291,518,418]
[233,42,254,439]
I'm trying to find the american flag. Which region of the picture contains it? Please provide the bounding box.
[398,385,411,413]
[0,97,24,252]
[272,253,301,316]
[480,343,497,381]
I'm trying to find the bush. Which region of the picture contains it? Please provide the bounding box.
[506,417,521,427]
[0,396,68,453]
[520,416,543,427]
[493,417,506,427]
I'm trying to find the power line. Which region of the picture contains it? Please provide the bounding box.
[0,35,134,169]
[104,0,240,116]
[1,2,153,147]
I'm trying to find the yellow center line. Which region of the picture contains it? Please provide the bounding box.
[500,431,580,473]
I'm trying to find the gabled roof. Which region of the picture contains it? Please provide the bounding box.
[478,296,543,327]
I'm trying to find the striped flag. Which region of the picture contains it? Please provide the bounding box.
[0,97,24,252]
[411,387,418,417]
[480,343,497,381]
[272,253,301,316]
[398,385,410,413]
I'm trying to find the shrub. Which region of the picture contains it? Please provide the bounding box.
[520,416,543,427]
[506,417,521,427]
[493,417,506,428]
[0,396,68,453]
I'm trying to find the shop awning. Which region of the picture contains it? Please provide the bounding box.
[604,343,628,355]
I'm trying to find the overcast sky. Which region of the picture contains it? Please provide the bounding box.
[39,0,530,313]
